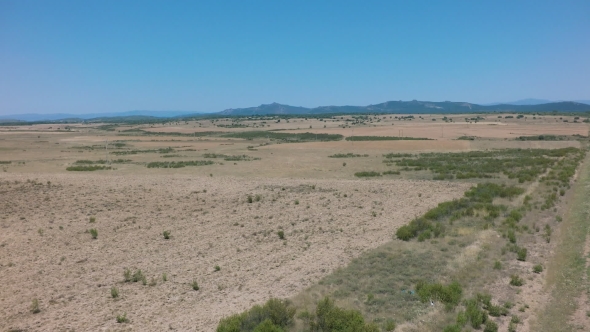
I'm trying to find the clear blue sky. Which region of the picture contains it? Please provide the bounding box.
[1,0,589,114]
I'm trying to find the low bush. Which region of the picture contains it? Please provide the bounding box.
[66,165,112,171]
[510,275,524,286]
[328,153,369,158]
[354,171,381,177]
[116,313,128,323]
[31,299,40,314]
[415,281,462,306]
[516,247,527,261]
[309,297,379,332]
[147,160,214,168]
[89,228,98,239]
[217,298,296,332]
[346,136,432,141]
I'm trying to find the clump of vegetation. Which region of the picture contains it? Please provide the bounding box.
[516,247,527,261]
[89,228,98,239]
[355,171,381,177]
[146,160,214,168]
[346,136,432,141]
[191,280,200,291]
[162,230,171,239]
[277,230,285,239]
[533,264,543,273]
[66,165,112,171]
[223,131,343,142]
[389,147,582,181]
[217,298,296,332]
[396,183,523,241]
[123,268,145,283]
[89,216,96,223]
[116,313,128,323]
[416,281,462,307]
[215,265,221,272]
[111,286,119,298]
[328,153,369,158]
[493,260,502,270]
[31,298,40,314]
[510,275,524,286]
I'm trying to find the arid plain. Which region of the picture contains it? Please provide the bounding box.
[0,113,588,331]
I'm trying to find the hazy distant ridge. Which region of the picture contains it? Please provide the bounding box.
[2,100,590,122]
[218,100,590,116]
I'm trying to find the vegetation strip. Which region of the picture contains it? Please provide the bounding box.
[535,153,590,332]
[346,136,432,141]
[146,160,215,168]
[222,131,343,142]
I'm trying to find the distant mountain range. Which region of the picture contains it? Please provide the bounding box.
[0,110,199,122]
[217,100,590,116]
[1,100,590,122]
[485,99,590,106]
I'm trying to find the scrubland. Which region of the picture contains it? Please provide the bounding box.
[0,113,588,331]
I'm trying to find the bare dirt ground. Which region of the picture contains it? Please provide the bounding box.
[0,114,586,331]
[0,174,468,331]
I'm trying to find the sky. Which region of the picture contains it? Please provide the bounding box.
[1,1,589,115]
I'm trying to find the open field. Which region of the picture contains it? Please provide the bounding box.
[0,113,588,331]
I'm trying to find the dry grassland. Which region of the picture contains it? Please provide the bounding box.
[0,113,588,331]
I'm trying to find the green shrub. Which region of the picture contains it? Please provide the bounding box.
[510,275,524,286]
[192,280,200,291]
[277,231,285,240]
[124,268,132,282]
[163,230,171,239]
[354,171,381,177]
[216,298,296,332]
[443,325,462,332]
[508,321,517,332]
[487,304,508,317]
[516,247,527,261]
[116,313,128,323]
[395,225,414,241]
[415,281,462,306]
[132,269,144,283]
[252,319,284,332]
[483,320,498,332]
[493,260,502,270]
[311,297,377,332]
[89,228,98,239]
[507,230,516,244]
[465,298,488,328]
[66,165,112,171]
[533,264,543,273]
[31,298,40,314]
[111,286,119,298]
[329,153,369,158]
[383,319,396,331]
[89,216,96,223]
[146,160,214,168]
